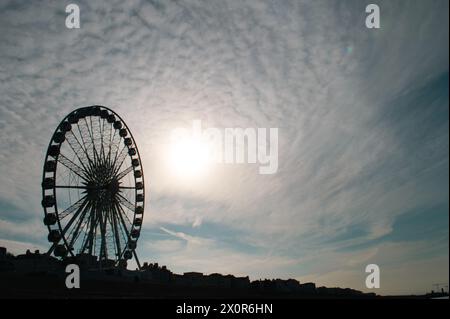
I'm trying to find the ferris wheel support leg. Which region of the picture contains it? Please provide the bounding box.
[133,250,141,270]
[47,243,56,255]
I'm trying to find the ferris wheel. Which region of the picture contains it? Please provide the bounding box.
[41,106,144,268]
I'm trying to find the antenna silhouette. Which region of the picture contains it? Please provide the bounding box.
[432,282,448,293]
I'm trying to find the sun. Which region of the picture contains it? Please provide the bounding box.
[169,135,212,179]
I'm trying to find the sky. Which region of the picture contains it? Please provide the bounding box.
[0,0,448,296]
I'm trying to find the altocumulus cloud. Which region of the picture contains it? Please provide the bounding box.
[0,0,448,295]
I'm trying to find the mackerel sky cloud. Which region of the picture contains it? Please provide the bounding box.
[0,0,448,295]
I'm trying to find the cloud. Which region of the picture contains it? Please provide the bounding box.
[146,226,299,279]
[299,239,449,295]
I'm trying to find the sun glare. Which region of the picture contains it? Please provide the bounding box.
[169,136,212,179]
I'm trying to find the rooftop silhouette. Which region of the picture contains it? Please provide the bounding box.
[4,245,445,299]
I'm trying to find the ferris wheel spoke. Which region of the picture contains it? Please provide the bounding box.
[82,118,96,155]
[99,117,107,164]
[84,117,100,165]
[103,120,112,163]
[91,209,101,257]
[73,215,90,253]
[77,213,92,254]
[107,129,118,165]
[98,223,105,260]
[102,206,109,260]
[103,208,111,260]
[59,195,88,220]
[76,121,97,169]
[116,166,133,180]
[117,193,135,212]
[97,126,108,168]
[86,116,102,167]
[112,205,128,250]
[109,143,121,171]
[116,199,134,228]
[58,153,90,182]
[81,208,99,255]
[91,206,101,258]
[66,201,91,250]
[66,130,96,175]
[112,208,129,259]
[60,198,89,244]
[112,145,128,176]
[55,185,88,189]
[114,201,132,239]
[111,207,123,257]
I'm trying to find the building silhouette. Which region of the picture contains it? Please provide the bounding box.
[2,245,442,298]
